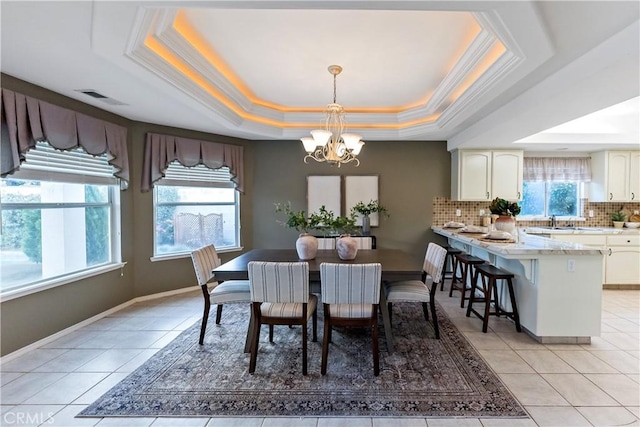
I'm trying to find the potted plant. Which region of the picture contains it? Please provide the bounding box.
[352,200,389,236]
[274,202,322,260]
[611,210,626,228]
[489,197,521,234]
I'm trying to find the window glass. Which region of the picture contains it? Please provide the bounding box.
[1,178,118,294]
[520,181,579,218]
[154,186,239,255]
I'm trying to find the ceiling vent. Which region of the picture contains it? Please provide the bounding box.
[75,89,128,106]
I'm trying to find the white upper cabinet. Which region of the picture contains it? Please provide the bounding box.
[590,151,640,202]
[451,150,523,201]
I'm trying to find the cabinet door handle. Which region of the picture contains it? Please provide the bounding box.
[609,193,613,200]
[608,248,612,256]
[517,191,521,199]
[632,193,635,200]
[486,192,490,200]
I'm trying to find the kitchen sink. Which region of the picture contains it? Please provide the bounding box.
[534,226,606,232]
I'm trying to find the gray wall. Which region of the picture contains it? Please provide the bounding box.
[0,74,451,355]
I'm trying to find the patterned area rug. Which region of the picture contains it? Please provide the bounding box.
[79,302,527,418]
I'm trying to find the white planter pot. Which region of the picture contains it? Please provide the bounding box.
[336,234,358,260]
[296,233,318,260]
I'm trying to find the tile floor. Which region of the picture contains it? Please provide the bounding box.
[1,287,638,427]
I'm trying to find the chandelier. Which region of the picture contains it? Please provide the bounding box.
[301,65,364,167]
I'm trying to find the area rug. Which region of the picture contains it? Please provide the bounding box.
[79,302,527,418]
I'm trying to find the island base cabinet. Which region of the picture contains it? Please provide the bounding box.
[605,247,640,285]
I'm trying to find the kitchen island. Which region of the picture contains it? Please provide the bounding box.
[432,226,607,343]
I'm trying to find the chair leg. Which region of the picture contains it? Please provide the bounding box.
[302,319,308,376]
[215,304,224,324]
[448,257,459,298]
[460,262,470,308]
[387,302,393,325]
[482,277,492,333]
[372,310,380,377]
[421,302,429,321]
[199,288,210,345]
[506,278,522,332]
[430,299,440,339]
[321,304,331,375]
[269,325,274,343]
[466,268,479,317]
[312,309,318,342]
[249,303,261,374]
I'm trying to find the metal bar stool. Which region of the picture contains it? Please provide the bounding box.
[440,245,462,291]
[466,264,522,333]
[449,253,485,308]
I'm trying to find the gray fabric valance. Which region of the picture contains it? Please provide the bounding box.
[141,132,244,193]
[0,88,130,188]
[523,157,591,182]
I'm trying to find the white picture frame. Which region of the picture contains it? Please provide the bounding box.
[307,175,341,217]
[345,175,379,226]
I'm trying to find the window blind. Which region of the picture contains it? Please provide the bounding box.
[159,162,235,188]
[12,141,117,185]
[523,157,591,182]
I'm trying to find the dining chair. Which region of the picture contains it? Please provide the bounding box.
[190,244,251,345]
[384,242,447,339]
[352,236,373,249]
[247,261,318,375]
[316,237,336,250]
[320,262,383,376]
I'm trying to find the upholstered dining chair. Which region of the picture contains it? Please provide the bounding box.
[316,237,336,250]
[352,236,373,249]
[190,245,251,345]
[384,242,447,339]
[247,261,318,375]
[320,262,383,376]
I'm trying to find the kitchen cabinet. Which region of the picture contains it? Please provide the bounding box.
[550,233,639,286]
[605,235,640,285]
[451,150,523,201]
[590,151,640,202]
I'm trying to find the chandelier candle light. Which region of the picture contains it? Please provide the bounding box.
[301,65,364,167]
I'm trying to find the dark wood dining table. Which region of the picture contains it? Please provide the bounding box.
[213,249,423,354]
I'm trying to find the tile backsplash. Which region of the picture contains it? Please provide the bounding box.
[432,197,640,228]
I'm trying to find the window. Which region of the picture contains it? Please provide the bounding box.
[0,143,121,296]
[520,181,580,217]
[153,162,240,257]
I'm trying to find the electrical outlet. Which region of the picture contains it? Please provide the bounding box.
[588,210,594,218]
[567,259,575,272]
[455,209,462,217]
[635,210,639,215]
[479,209,485,216]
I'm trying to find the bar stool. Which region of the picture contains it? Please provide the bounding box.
[466,264,522,333]
[449,253,484,308]
[440,245,462,291]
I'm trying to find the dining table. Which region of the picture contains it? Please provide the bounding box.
[212,248,423,354]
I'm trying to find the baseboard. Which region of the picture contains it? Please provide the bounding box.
[603,284,640,290]
[0,286,197,363]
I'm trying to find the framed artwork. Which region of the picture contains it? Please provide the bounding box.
[345,175,379,226]
[307,175,341,216]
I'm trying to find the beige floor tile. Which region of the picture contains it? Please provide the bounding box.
[626,406,640,418]
[0,371,23,386]
[525,406,591,426]
[628,374,640,383]
[498,374,569,406]
[576,406,639,426]
[75,349,144,372]
[580,336,621,351]
[600,333,640,351]
[116,349,160,373]
[541,373,619,406]
[0,372,66,404]
[95,417,156,426]
[478,419,537,426]
[33,349,105,372]
[446,315,484,332]
[516,350,577,373]
[627,350,640,358]
[462,332,510,350]
[151,417,210,426]
[372,418,427,427]
[205,418,264,427]
[45,404,100,426]
[497,332,544,350]
[23,372,109,405]
[553,350,619,373]
[74,372,129,405]
[426,419,483,426]
[590,350,640,374]
[150,330,183,348]
[585,373,640,406]
[0,348,67,372]
[603,318,640,333]
[478,349,535,373]
[41,329,97,349]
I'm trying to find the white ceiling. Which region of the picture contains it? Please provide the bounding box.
[1,1,638,153]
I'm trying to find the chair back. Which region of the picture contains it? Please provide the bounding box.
[316,237,336,250]
[248,261,310,303]
[422,243,448,286]
[353,237,373,250]
[320,263,382,305]
[191,244,221,286]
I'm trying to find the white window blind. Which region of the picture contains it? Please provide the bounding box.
[159,162,235,188]
[523,157,591,182]
[14,141,116,185]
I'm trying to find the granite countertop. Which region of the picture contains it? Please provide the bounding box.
[431,226,607,256]
[523,226,640,235]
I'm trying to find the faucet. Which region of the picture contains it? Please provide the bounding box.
[550,215,557,228]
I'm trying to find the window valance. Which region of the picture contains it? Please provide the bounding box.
[523,157,591,182]
[141,132,244,193]
[0,88,129,188]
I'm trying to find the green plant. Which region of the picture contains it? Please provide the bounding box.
[274,202,322,233]
[611,211,626,222]
[489,197,521,217]
[330,213,357,235]
[352,200,389,218]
